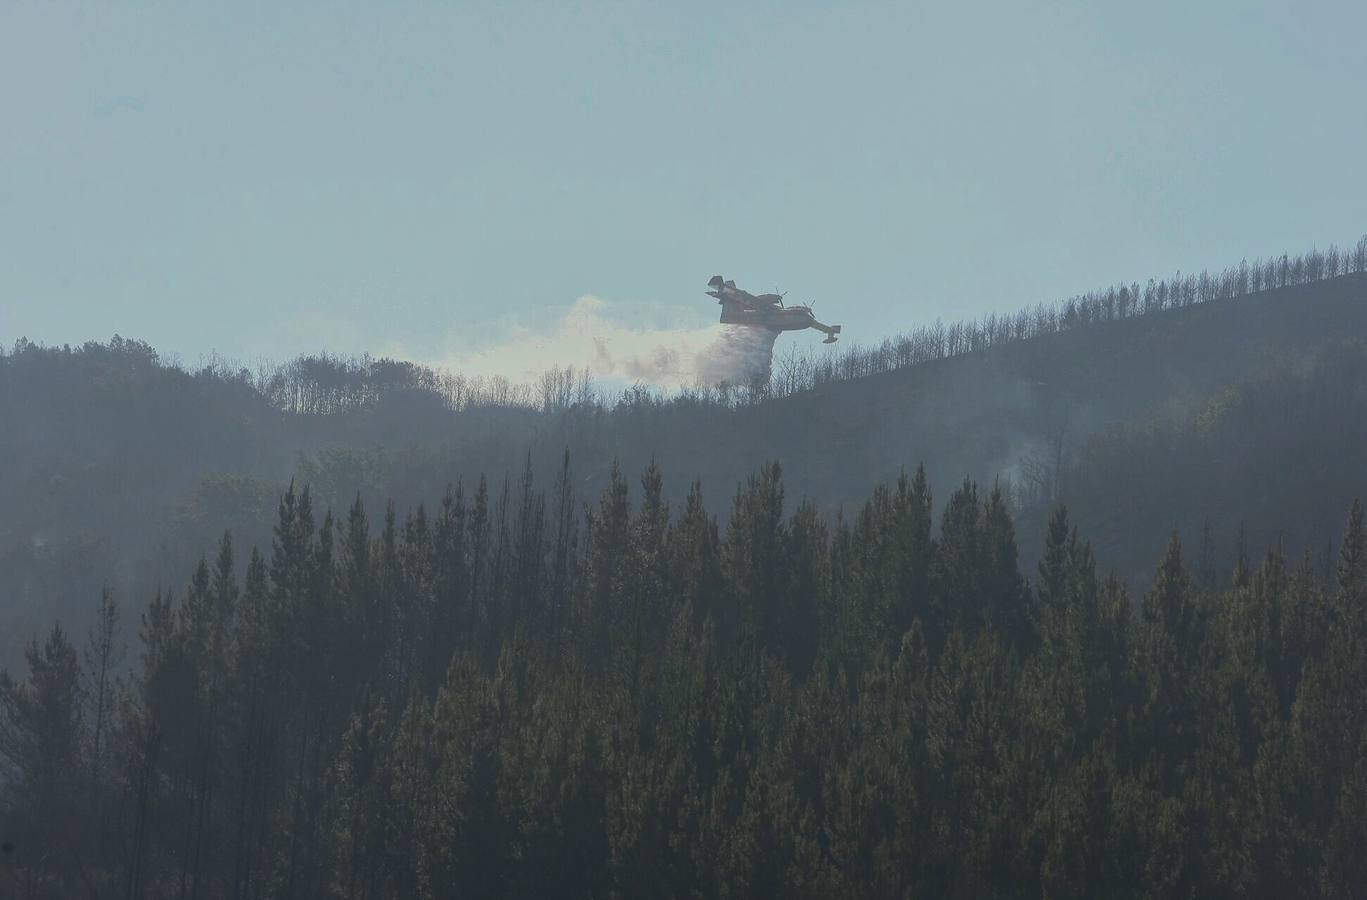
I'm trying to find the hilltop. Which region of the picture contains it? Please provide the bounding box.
[2,253,1366,665]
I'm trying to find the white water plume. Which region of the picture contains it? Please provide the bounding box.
[694,325,779,387]
[431,295,783,390]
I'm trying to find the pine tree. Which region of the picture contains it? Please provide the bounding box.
[670,480,724,636]
[82,587,122,812]
[1133,532,1201,791]
[929,479,982,644]
[0,625,85,893]
[548,449,579,651]
[723,462,787,656]
[887,466,934,637]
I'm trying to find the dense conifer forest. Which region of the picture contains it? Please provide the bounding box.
[5,459,1367,897]
[5,239,1367,896]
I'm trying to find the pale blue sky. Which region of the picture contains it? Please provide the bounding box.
[2,1,1364,380]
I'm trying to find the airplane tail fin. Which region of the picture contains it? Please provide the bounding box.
[707,275,725,288]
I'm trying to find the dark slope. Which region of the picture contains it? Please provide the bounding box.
[764,272,1367,571]
[2,273,1366,665]
[769,272,1367,497]
[527,270,1367,519]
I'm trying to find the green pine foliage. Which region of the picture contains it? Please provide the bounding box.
[4,462,1367,897]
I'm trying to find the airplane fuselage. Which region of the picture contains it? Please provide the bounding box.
[706,277,842,343]
[715,298,820,332]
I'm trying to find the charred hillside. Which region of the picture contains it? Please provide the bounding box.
[771,271,1367,576]
[2,263,1366,666]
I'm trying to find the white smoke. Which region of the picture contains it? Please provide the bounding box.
[427,295,781,390]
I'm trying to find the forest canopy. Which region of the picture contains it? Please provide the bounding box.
[4,459,1367,897]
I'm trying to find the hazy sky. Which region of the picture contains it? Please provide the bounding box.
[3,1,1365,382]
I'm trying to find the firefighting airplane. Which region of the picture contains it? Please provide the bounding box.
[706,275,841,343]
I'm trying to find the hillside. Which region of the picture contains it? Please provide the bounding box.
[785,271,1367,574]
[2,268,1366,666]
[8,417,1367,897]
